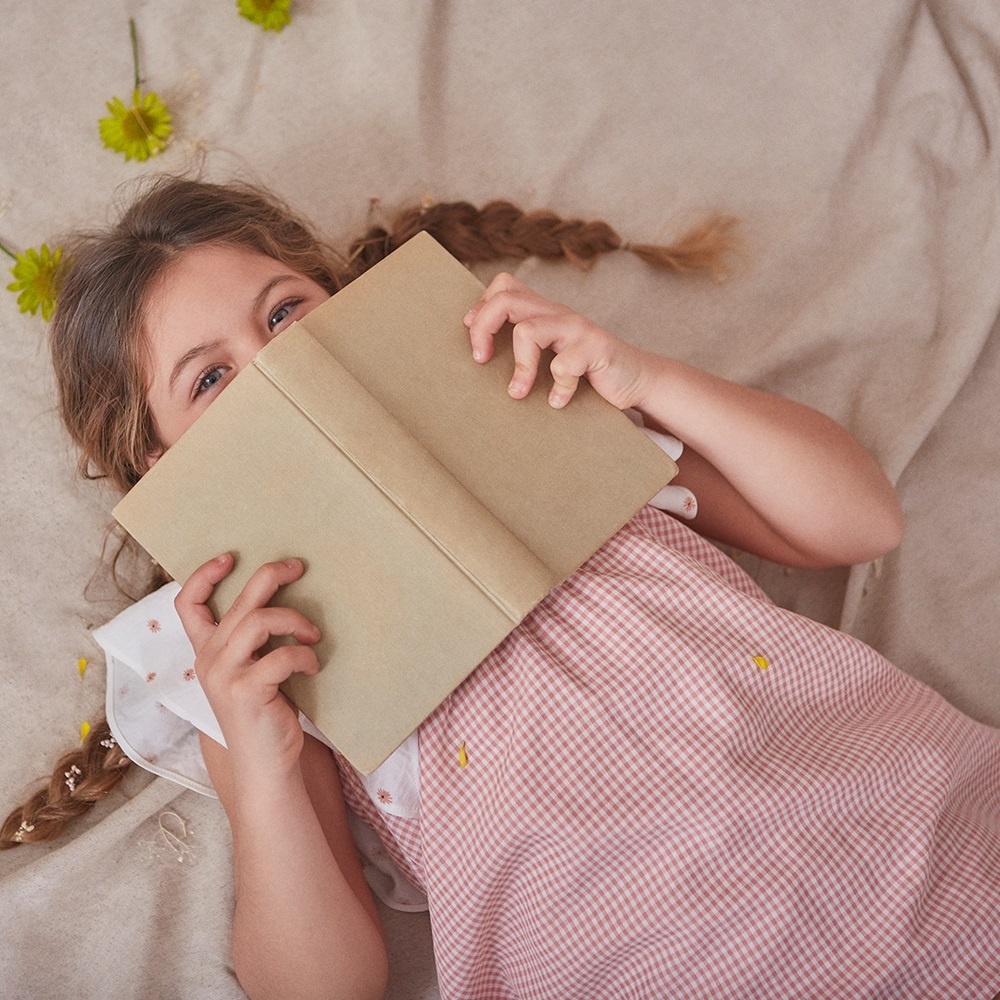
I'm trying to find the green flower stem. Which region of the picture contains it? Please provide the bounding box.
[130,18,141,90]
[0,241,18,262]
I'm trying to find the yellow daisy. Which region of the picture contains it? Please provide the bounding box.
[238,0,292,32]
[4,242,64,322]
[99,19,173,162]
[99,88,173,162]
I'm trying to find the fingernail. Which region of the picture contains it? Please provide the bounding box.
[472,348,485,363]
[284,558,301,570]
[509,378,525,396]
[215,553,230,563]
[549,392,568,409]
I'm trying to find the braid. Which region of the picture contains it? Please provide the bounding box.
[16,183,738,849]
[1,718,131,849]
[345,200,737,281]
[625,214,740,276]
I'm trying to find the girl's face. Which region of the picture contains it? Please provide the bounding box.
[143,244,331,462]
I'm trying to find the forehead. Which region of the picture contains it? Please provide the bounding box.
[143,245,283,348]
[148,244,283,316]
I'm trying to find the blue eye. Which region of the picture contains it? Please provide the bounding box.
[194,366,227,397]
[269,298,302,331]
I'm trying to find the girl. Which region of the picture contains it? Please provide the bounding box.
[5,177,999,1000]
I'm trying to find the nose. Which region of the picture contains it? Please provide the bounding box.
[234,328,273,371]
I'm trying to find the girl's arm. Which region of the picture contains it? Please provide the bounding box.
[176,556,388,1000]
[465,274,904,569]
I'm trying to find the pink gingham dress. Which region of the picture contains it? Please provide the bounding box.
[335,506,1000,999]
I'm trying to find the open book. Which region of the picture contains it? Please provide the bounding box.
[113,233,677,772]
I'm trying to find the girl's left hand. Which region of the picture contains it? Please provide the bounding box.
[464,273,650,411]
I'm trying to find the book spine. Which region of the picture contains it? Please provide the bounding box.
[255,328,558,623]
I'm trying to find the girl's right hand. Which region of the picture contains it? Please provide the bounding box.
[174,554,322,779]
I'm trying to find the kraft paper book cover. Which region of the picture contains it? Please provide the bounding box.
[114,233,677,772]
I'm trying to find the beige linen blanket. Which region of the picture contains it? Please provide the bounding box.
[2,2,998,996]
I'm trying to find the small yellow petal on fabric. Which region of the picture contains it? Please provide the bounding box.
[77,657,88,678]
[5,243,64,321]
[237,0,292,32]
[458,742,469,768]
[80,721,91,742]
[751,655,769,671]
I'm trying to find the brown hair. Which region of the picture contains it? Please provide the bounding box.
[50,178,347,495]
[1,720,131,847]
[3,176,736,849]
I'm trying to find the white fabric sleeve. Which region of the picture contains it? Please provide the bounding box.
[625,409,699,520]
[93,582,219,797]
[93,583,420,817]
[93,582,427,911]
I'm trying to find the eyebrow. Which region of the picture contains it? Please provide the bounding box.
[251,274,298,318]
[167,339,226,396]
[165,274,299,396]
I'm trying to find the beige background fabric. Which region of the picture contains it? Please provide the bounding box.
[1,2,998,997]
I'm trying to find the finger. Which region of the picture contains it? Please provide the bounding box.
[508,322,544,398]
[241,643,321,690]
[222,606,322,666]
[524,313,617,408]
[467,287,562,336]
[547,353,584,409]
[199,644,320,733]
[465,281,520,364]
[216,558,307,642]
[480,272,528,299]
[508,312,592,401]
[175,553,235,649]
[467,320,497,365]
[464,279,563,364]
[464,273,529,325]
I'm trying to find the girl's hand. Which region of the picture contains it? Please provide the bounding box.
[174,554,322,778]
[465,275,904,569]
[464,273,651,411]
[181,559,389,998]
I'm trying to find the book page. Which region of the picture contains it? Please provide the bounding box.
[255,325,557,621]
[113,234,677,771]
[114,362,550,772]
[298,232,677,582]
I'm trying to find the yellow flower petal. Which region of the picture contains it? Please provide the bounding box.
[458,742,469,768]
[78,657,88,678]
[6,243,63,321]
[237,0,292,32]
[99,88,173,162]
[751,655,769,671]
[80,721,92,742]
